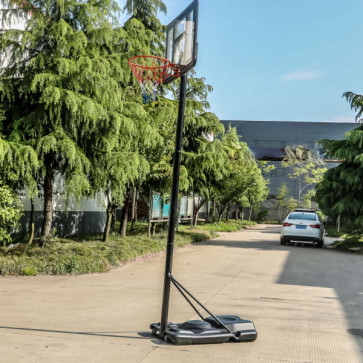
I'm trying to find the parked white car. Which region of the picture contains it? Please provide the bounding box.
[280,209,324,247]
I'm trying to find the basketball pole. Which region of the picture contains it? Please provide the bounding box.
[160,73,188,338]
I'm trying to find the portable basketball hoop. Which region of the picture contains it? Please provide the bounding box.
[128,55,180,103]
[129,0,257,346]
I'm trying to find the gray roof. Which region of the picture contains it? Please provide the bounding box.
[221,120,357,160]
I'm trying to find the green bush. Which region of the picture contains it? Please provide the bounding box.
[22,267,38,276]
[257,210,269,222]
[0,182,23,245]
[0,220,257,276]
[316,211,325,222]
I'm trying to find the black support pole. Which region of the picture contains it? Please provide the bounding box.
[159,74,188,338]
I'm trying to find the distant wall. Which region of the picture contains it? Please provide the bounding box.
[17,175,107,237]
[18,211,106,237]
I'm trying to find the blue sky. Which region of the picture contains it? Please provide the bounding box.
[128,0,363,122]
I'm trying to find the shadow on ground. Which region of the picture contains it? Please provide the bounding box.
[0,326,161,344]
[200,224,363,357]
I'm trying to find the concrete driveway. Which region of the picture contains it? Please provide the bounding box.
[0,225,362,362]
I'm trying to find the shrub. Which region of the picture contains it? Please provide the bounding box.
[0,182,23,245]
[257,210,269,222]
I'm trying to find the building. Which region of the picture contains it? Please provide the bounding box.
[221,120,357,217]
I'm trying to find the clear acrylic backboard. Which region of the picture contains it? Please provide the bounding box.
[163,0,199,85]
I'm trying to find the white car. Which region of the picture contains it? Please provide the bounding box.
[280,210,324,247]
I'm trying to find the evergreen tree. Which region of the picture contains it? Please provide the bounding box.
[123,0,166,55]
[316,122,363,227]
[212,127,268,222]
[0,0,141,239]
[179,74,227,225]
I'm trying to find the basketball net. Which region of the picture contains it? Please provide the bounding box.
[128,55,180,103]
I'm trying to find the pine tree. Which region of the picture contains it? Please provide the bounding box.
[0,0,136,238]
[316,123,363,228]
[212,127,268,222]
[123,0,166,55]
[178,74,228,226]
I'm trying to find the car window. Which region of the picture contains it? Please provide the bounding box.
[288,213,317,221]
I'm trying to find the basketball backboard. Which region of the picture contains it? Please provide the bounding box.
[163,0,199,85]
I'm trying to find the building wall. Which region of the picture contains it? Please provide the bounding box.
[221,120,357,199]
[16,176,107,237]
[0,1,28,71]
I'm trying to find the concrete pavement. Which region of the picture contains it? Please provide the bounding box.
[0,225,362,362]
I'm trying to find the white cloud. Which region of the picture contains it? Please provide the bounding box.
[282,70,323,81]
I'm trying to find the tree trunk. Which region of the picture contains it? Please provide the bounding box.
[120,194,130,237]
[218,212,223,223]
[212,199,216,219]
[190,193,194,229]
[337,215,341,233]
[28,197,35,243]
[249,205,253,221]
[134,192,138,223]
[205,200,209,222]
[23,198,35,255]
[217,205,226,223]
[41,157,54,239]
[110,209,117,233]
[130,187,137,231]
[103,202,113,242]
[193,201,203,227]
[148,189,152,238]
[235,203,239,221]
[225,204,230,222]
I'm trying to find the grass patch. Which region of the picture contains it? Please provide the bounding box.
[0,220,255,276]
[332,233,363,253]
[180,220,255,233]
[325,225,349,238]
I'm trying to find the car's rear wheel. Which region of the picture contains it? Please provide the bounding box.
[317,239,324,248]
[280,238,286,245]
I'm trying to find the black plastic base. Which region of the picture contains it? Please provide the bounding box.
[150,315,257,345]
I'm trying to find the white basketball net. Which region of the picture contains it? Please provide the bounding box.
[129,56,179,103]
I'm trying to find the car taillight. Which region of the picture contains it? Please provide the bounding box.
[283,222,293,227]
[310,224,321,229]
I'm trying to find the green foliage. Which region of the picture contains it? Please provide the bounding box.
[1,0,130,224]
[180,73,226,206]
[210,126,269,221]
[180,220,255,234]
[123,0,167,55]
[0,0,261,243]
[257,210,269,222]
[0,220,253,275]
[286,197,298,212]
[316,210,325,222]
[316,122,363,227]
[331,233,363,252]
[302,189,315,209]
[283,145,327,206]
[1,0,165,239]
[276,182,289,220]
[0,181,23,244]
